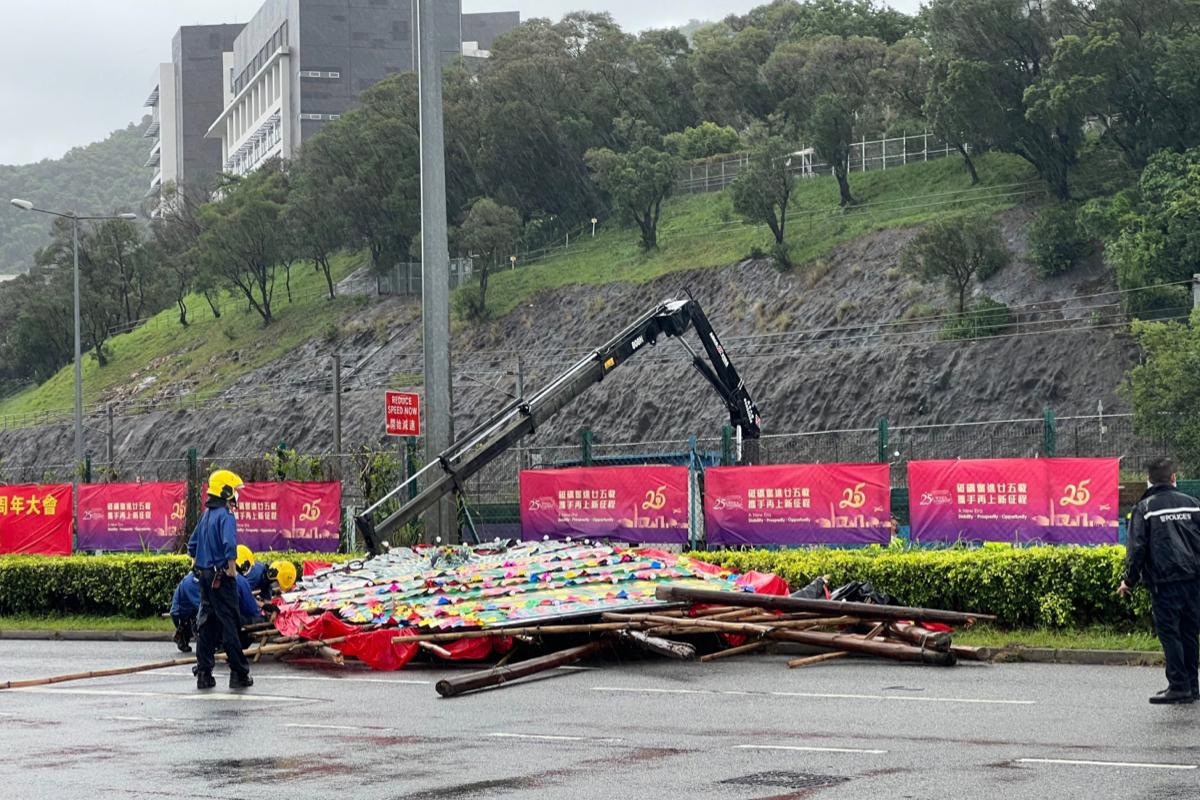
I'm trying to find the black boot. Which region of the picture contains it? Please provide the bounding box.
[193,667,215,690]
[1149,688,1194,704]
[229,671,254,690]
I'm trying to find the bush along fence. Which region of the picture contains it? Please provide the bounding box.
[0,546,1149,629]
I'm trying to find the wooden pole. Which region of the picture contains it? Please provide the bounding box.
[0,636,350,691]
[788,651,850,669]
[393,621,637,644]
[888,622,953,653]
[655,585,994,625]
[699,640,770,662]
[615,630,696,660]
[435,641,604,698]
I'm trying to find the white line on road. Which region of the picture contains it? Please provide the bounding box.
[736,745,888,755]
[107,715,185,724]
[1018,758,1197,771]
[13,687,310,703]
[591,687,1034,706]
[285,723,379,732]
[135,671,431,685]
[487,732,623,743]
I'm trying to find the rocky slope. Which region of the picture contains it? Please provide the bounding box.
[0,204,1136,482]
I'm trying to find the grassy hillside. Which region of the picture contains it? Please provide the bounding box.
[0,119,151,275]
[0,255,363,418]
[0,153,1037,419]
[478,153,1037,318]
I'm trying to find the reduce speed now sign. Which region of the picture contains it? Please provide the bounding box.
[385,391,421,437]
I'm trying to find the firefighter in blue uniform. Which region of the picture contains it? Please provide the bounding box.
[187,469,253,690]
[169,573,201,653]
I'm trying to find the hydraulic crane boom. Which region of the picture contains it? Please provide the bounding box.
[355,297,761,555]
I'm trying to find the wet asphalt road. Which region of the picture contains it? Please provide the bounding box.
[1,641,1199,800]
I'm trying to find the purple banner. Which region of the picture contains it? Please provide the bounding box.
[704,463,891,546]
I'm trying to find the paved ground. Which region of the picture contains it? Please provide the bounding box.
[1,641,1198,799]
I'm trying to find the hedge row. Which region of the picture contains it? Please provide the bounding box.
[688,546,1151,629]
[0,548,1148,628]
[0,553,359,617]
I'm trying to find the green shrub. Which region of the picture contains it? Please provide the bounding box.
[939,296,1011,340]
[0,552,360,617]
[687,546,1150,628]
[1029,203,1092,277]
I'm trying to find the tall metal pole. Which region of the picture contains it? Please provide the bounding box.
[72,214,83,474]
[416,0,454,543]
[332,354,342,459]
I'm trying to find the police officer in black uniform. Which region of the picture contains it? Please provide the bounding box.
[1119,458,1200,704]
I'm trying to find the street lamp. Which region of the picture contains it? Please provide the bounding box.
[9,199,137,476]
[590,217,598,237]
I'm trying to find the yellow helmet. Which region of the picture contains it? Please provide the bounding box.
[271,560,297,592]
[236,544,255,573]
[208,469,244,503]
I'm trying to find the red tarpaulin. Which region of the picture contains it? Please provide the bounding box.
[0,484,72,555]
[520,466,690,544]
[77,482,186,551]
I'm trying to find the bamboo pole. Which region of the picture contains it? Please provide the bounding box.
[420,641,454,659]
[0,636,350,691]
[655,585,995,625]
[435,641,605,698]
[788,651,850,668]
[699,640,770,662]
[615,630,696,660]
[392,621,637,644]
[888,622,953,653]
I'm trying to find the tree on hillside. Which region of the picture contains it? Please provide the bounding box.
[90,218,159,327]
[1128,311,1200,476]
[766,35,887,206]
[298,76,421,276]
[194,162,289,325]
[730,130,796,249]
[1029,0,1200,172]
[458,198,522,317]
[286,155,348,301]
[151,182,211,326]
[665,122,742,159]
[923,0,1079,199]
[584,146,679,249]
[1084,146,1200,316]
[902,212,1010,312]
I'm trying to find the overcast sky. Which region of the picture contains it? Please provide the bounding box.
[0,0,920,166]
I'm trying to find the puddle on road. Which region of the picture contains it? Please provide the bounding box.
[184,755,352,786]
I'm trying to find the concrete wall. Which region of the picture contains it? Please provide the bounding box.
[461,11,519,50]
[172,24,245,187]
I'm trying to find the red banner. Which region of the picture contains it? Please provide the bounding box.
[0,484,72,555]
[77,482,187,552]
[704,463,891,546]
[520,466,690,544]
[908,457,1119,544]
[232,481,341,552]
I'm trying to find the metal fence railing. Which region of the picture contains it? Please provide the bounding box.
[675,131,957,194]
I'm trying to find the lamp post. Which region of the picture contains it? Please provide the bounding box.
[509,255,517,270]
[10,199,137,474]
[591,217,598,237]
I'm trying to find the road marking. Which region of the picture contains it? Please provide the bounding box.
[137,671,430,686]
[285,723,378,732]
[737,745,888,755]
[590,687,1033,706]
[1017,758,1197,771]
[13,687,309,703]
[488,732,622,743]
[107,715,185,724]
